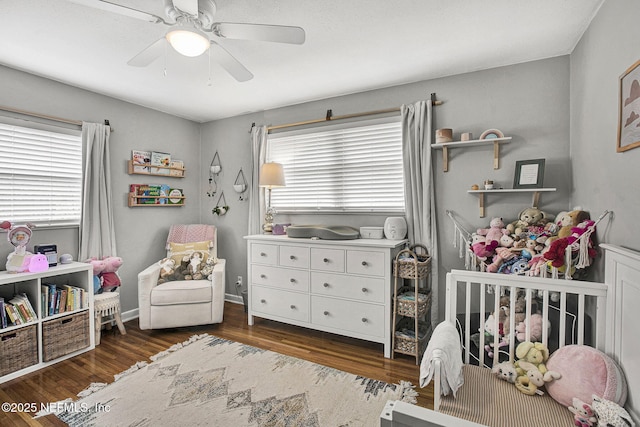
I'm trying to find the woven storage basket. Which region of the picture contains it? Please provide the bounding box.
[394,318,430,355]
[42,311,90,362]
[393,244,431,279]
[395,287,431,318]
[0,325,38,376]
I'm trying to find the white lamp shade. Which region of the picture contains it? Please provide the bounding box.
[259,162,286,188]
[166,27,210,57]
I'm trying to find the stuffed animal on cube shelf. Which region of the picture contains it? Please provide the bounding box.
[1,221,46,273]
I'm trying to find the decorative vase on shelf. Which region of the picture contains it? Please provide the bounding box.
[384,217,407,240]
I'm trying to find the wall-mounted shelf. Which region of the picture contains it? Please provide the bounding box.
[127,160,185,178]
[467,187,556,217]
[128,193,185,207]
[431,137,512,172]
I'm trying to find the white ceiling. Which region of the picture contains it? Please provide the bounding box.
[0,0,604,123]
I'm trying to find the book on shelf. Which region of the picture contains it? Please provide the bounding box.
[158,184,171,205]
[132,150,151,173]
[9,294,37,323]
[137,184,162,204]
[169,160,184,177]
[0,297,6,329]
[150,151,171,175]
[168,188,184,205]
[5,304,20,325]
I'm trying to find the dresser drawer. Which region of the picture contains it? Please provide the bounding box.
[251,265,310,292]
[346,250,385,277]
[310,272,385,303]
[252,286,309,323]
[310,248,345,272]
[251,243,278,265]
[311,296,384,338]
[279,245,310,269]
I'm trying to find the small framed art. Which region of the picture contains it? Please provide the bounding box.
[618,59,640,152]
[513,159,545,189]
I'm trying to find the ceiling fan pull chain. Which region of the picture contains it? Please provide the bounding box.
[163,40,168,77]
[207,47,212,86]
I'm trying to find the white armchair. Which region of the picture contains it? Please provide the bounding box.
[138,224,225,329]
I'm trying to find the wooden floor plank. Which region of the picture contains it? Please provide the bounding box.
[0,302,434,425]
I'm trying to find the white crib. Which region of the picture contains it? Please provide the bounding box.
[381,244,639,427]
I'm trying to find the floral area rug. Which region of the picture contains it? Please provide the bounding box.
[37,334,417,426]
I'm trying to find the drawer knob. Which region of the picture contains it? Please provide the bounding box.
[290,305,296,310]
[260,252,267,257]
[290,278,296,283]
[323,282,330,288]
[361,317,368,323]
[260,274,266,279]
[361,261,368,266]
[324,311,330,316]
[361,287,368,293]
[290,255,296,260]
[323,258,329,263]
[260,299,266,304]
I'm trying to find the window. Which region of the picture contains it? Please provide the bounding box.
[266,117,404,213]
[0,119,82,226]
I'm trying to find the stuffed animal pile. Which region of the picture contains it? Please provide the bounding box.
[470,208,598,278]
[157,251,217,284]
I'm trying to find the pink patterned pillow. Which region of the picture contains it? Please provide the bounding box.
[546,345,627,407]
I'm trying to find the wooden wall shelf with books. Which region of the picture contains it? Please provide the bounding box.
[127,160,185,177]
[0,262,94,383]
[128,193,185,207]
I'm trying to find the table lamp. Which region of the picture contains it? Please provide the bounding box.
[259,162,286,233]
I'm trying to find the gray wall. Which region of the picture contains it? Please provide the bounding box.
[201,57,573,321]
[570,0,640,282]
[0,65,202,312]
[5,0,637,319]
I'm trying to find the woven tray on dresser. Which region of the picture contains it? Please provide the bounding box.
[42,311,90,362]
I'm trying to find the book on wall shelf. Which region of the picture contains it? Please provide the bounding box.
[150,151,171,175]
[132,150,151,173]
[169,160,184,177]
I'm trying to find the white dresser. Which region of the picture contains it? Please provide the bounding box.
[244,234,406,357]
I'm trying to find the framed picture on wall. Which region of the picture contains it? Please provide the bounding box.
[513,159,545,189]
[618,59,640,152]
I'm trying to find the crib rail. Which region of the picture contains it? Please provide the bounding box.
[445,270,608,366]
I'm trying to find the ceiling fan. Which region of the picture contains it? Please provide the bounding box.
[68,0,306,82]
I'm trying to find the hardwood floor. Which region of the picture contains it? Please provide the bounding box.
[0,302,434,426]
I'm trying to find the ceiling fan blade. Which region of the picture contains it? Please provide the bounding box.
[67,0,164,23]
[212,23,305,45]
[172,0,199,17]
[211,43,253,82]
[127,38,167,67]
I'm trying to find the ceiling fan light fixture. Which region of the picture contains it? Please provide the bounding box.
[166,26,210,57]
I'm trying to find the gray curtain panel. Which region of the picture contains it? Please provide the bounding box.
[248,125,268,235]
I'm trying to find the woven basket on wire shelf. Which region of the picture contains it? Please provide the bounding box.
[394,318,430,355]
[393,244,431,279]
[395,287,431,318]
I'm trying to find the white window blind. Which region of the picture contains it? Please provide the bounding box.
[267,117,404,212]
[0,120,82,226]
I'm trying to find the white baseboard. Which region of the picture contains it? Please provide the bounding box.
[120,294,244,322]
